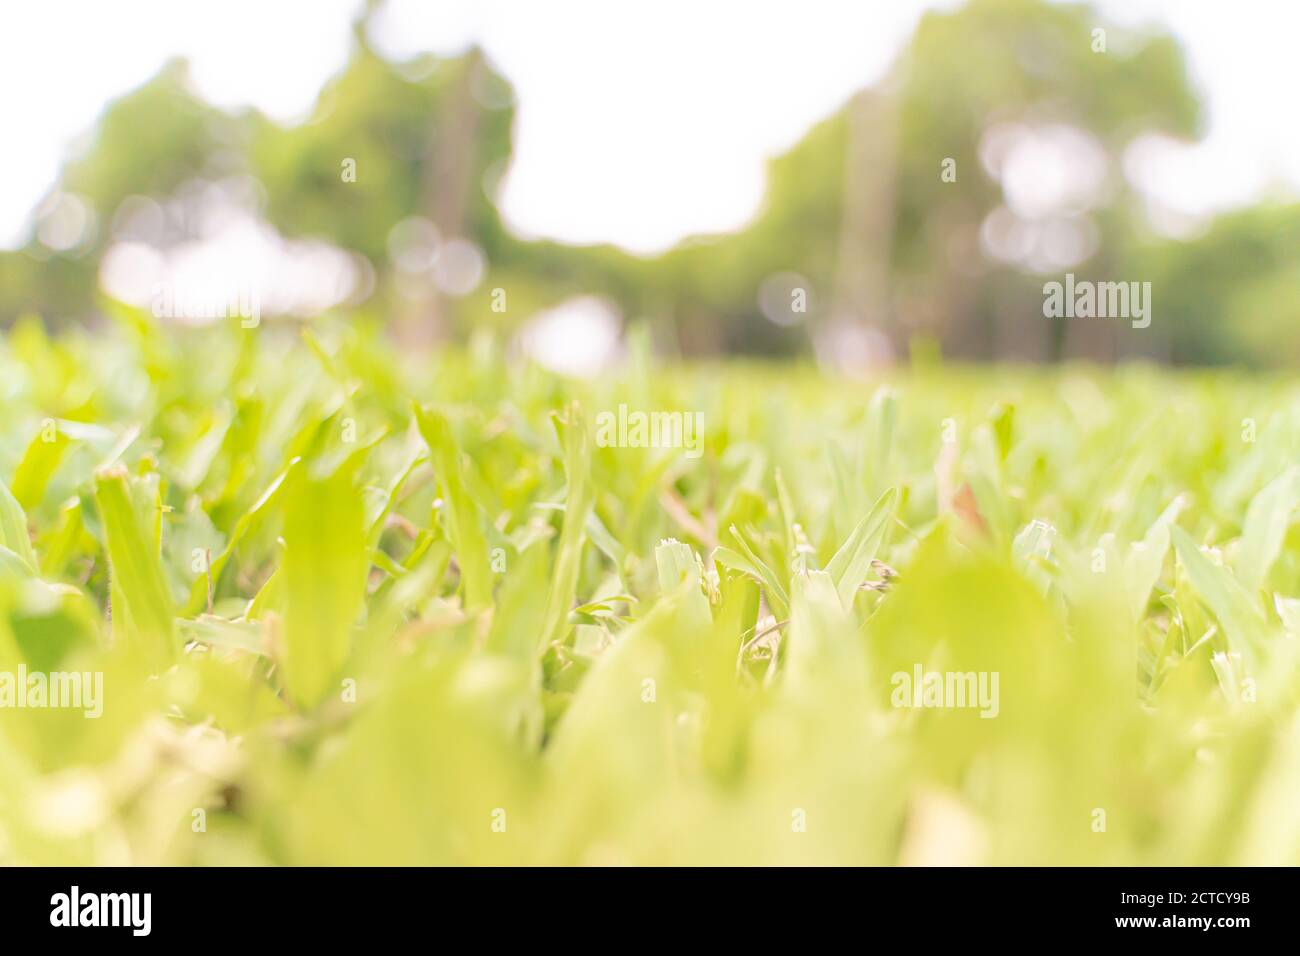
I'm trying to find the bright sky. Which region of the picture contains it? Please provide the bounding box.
[1,0,1298,254]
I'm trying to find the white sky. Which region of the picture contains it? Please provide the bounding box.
[1,0,1298,254]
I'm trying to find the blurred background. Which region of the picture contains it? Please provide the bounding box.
[1,0,1298,370]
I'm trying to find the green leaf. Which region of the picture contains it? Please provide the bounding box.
[867,386,898,475]
[825,487,896,611]
[1275,595,1300,638]
[0,478,37,573]
[774,467,799,563]
[585,510,625,570]
[415,404,493,610]
[656,538,712,633]
[0,544,34,582]
[1124,495,1184,623]
[93,465,175,669]
[719,527,789,619]
[655,538,700,592]
[540,403,593,650]
[10,423,72,511]
[989,400,1015,460]
[1236,466,1300,592]
[784,569,864,698]
[182,460,298,616]
[178,615,264,654]
[365,448,428,545]
[1171,525,1271,672]
[280,459,368,708]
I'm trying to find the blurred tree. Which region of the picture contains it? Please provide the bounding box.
[888,0,1199,362]
[622,0,1203,363]
[0,60,238,324]
[497,0,1205,363]
[5,0,1298,370]
[249,29,517,343]
[1134,203,1300,366]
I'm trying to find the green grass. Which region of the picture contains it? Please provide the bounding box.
[2,309,1299,865]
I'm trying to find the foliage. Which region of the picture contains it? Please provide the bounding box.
[2,314,1299,864]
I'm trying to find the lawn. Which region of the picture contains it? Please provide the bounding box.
[1,310,1298,865]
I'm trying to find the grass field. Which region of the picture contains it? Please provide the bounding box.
[2,310,1299,865]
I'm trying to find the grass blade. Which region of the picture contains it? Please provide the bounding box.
[280,458,368,708]
[93,465,175,668]
[825,487,897,610]
[415,404,493,610]
[540,403,593,650]
[0,478,37,572]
